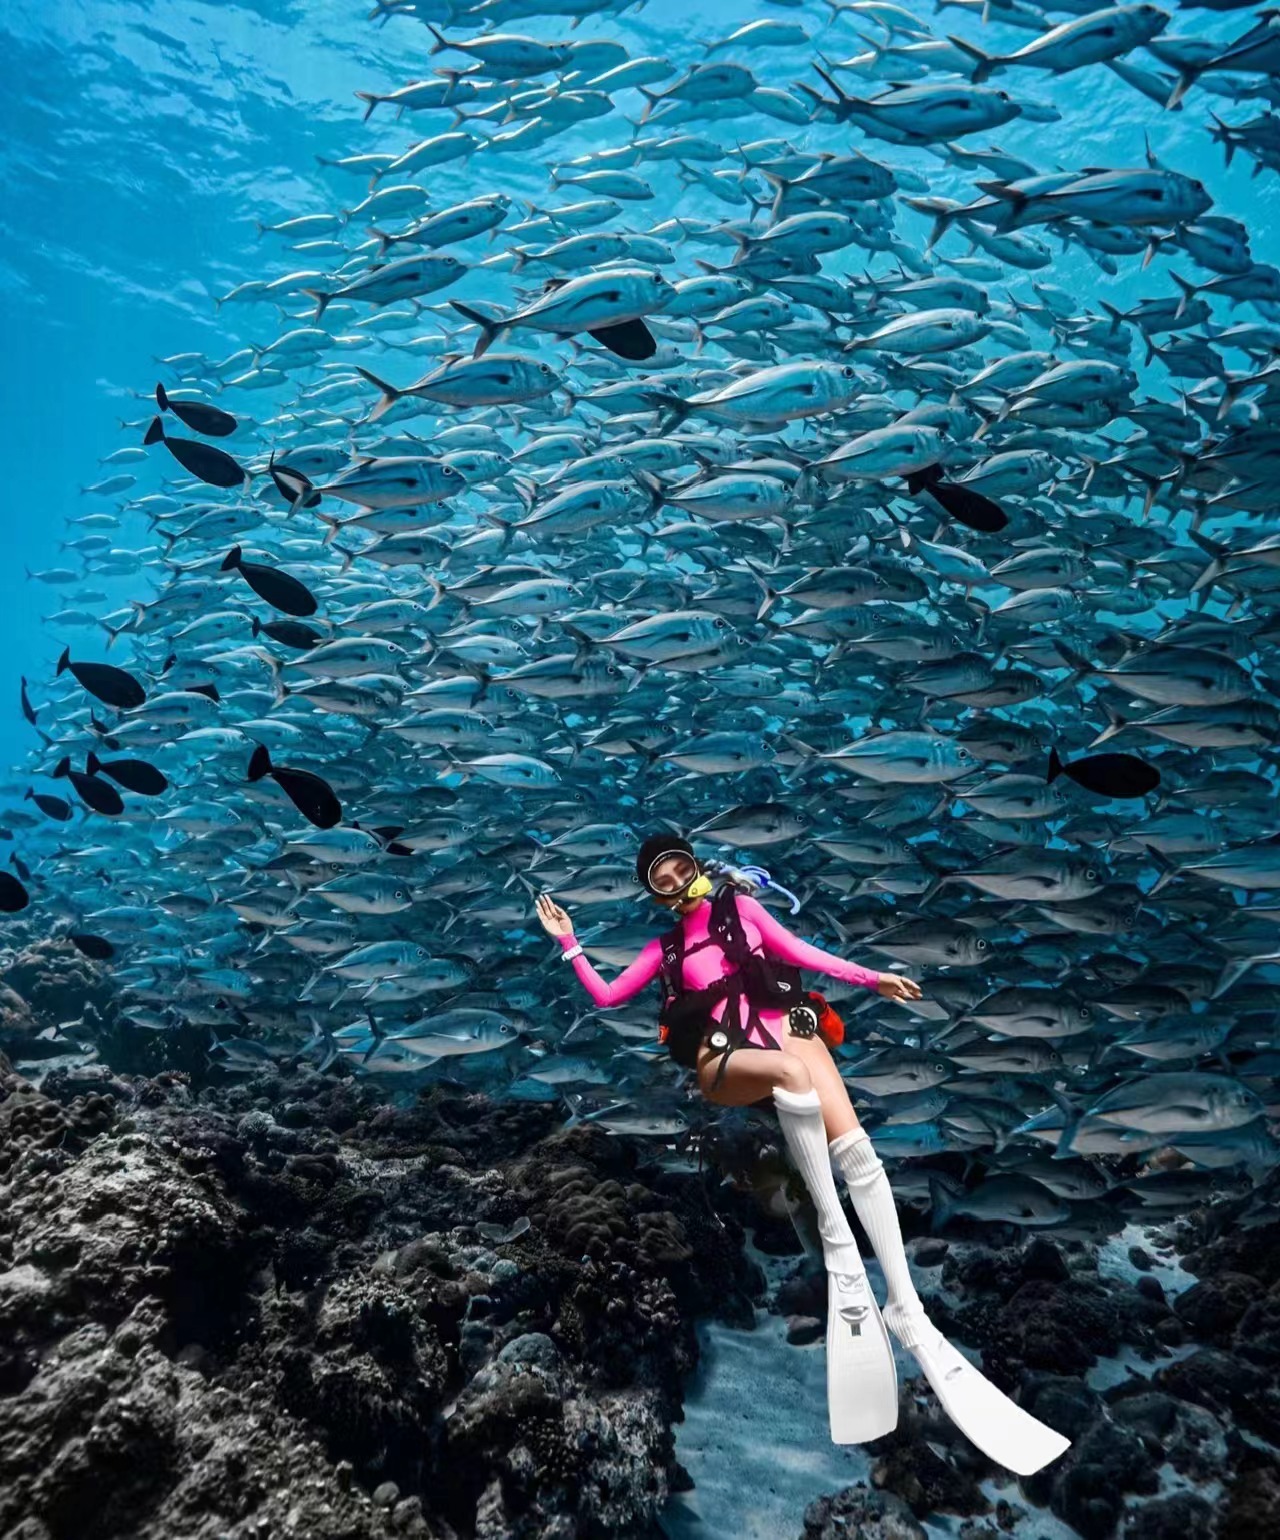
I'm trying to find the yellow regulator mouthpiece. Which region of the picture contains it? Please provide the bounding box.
[686,873,714,900]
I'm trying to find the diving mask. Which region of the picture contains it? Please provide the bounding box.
[640,843,712,901]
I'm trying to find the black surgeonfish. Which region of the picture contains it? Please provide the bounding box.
[222,546,318,617]
[69,932,116,960]
[25,788,72,821]
[52,757,125,816]
[247,744,342,828]
[155,382,237,438]
[56,648,147,710]
[1048,748,1162,799]
[252,616,324,650]
[904,464,1008,534]
[144,417,247,488]
[86,752,169,797]
[0,871,30,913]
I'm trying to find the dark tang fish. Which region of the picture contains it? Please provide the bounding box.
[144,417,247,489]
[56,648,146,710]
[1048,748,1162,799]
[86,751,169,796]
[222,546,318,617]
[52,757,125,816]
[247,743,342,828]
[154,383,237,438]
[24,788,72,821]
[0,871,29,913]
[904,465,1008,533]
[69,932,116,960]
[251,616,324,650]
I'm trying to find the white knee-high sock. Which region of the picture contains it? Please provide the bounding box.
[772,1086,863,1275]
[829,1127,931,1349]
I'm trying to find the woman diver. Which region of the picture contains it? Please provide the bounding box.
[534,833,1070,1477]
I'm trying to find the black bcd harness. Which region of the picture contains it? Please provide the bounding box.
[656,883,819,1090]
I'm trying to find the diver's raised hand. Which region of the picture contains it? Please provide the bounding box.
[877,972,923,1003]
[535,892,574,938]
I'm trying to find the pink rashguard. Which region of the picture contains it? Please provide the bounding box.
[557,892,881,1045]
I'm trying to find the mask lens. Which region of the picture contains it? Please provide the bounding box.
[651,856,695,895]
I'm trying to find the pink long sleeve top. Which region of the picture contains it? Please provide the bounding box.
[557,892,881,1046]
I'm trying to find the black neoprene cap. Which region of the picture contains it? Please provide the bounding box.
[635,832,695,893]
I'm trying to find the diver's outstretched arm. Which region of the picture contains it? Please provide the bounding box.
[557,931,664,1007]
[736,892,892,992]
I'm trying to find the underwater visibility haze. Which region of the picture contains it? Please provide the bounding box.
[4,0,1280,1536]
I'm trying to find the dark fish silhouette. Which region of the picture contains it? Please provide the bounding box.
[268,453,322,511]
[56,648,146,710]
[247,744,342,828]
[588,318,658,361]
[155,383,237,438]
[222,546,318,617]
[25,788,72,821]
[10,853,31,882]
[69,932,116,961]
[144,418,247,489]
[20,676,38,726]
[86,752,169,797]
[52,757,125,816]
[252,616,324,650]
[0,871,30,913]
[1047,748,1161,800]
[904,464,1008,534]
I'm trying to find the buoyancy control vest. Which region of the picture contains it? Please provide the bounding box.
[655,882,841,1089]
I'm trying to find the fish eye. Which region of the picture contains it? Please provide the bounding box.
[976,938,988,950]
[395,889,407,900]
[1078,1006,1092,1022]
[1085,868,1098,882]
[714,616,728,629]
[842,366,855,379]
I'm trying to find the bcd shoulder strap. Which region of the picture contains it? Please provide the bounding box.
[659,917,685,999]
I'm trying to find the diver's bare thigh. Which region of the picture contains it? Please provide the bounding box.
[780,1028,863,1138]
[696,1043,811,1104]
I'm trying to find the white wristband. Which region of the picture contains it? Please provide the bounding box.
[561,942,583,962]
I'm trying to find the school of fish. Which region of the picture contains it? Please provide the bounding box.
[9,0,1280,1231]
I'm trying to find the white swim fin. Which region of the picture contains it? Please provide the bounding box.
[904,1325,1070,1476]
[826,1262,898,1444]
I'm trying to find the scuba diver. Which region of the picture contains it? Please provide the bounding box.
[534,833,1070,1477]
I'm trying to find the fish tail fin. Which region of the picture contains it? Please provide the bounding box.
[947,33,996,85]
[743,557,780,622]
[143,417,165,446]
[247,744,272,783]
[355,365,404,421]
[448,299,505,359]
[427,23,448,53]
[1206,111,1235,168]
[1166,66,1199,110]
[334,543,359,574]
[1046,747,1065,785]
[926,1173,954,1234]
[220,546,243,572]
[1140,841,1178,896]
[52,756,70,780]
[355,91,380,121]
[155,382,170,412]
[302,289,331,323]
[316,512,343,546]
[56,647,70,676]
[1170,270,1198,320]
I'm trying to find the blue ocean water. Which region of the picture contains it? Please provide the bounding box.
[3,0,1277,780]
[5,6,1280,1535]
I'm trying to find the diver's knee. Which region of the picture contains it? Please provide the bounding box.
[774,1054,812,1094]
